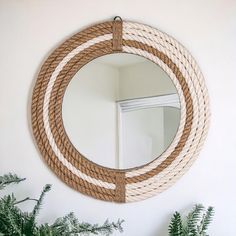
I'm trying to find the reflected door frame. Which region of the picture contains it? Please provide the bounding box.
[116,93,180,169]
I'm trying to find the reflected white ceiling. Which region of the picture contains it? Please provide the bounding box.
[95,53,146,68]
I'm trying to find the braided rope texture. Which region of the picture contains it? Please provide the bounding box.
[31,20,210,203]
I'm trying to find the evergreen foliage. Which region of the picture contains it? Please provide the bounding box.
[0,173,25,190]
[0,173,124,236]
[168,212,183,236]
[168,204,214,236]
[37,214,124,236]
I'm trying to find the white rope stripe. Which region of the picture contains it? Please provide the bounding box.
[122,23,209,201]
[42,34,116,190]
[123,23,208,175]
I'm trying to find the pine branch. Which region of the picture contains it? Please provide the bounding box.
[25,184,51,234]
[14,197,38,205]
[0,193,23,235]
[5,206,22,235]
[0,173,124,236]
[32,184,51,218]
[76,219,124,235]
[48,212,124,236]
[168,212,183,236]
[0,173,25,190]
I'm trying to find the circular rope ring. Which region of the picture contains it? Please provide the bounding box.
[31,19,210,203]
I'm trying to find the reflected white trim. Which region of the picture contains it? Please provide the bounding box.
[117,94,180,112]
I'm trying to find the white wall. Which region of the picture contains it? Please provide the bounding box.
[0,1,236,235]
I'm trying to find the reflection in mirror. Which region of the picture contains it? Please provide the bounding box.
[62,53,180,169]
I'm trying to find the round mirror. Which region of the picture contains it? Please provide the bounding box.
[62,53,180,169]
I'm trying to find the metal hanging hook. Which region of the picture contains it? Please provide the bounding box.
[113,16,122,21]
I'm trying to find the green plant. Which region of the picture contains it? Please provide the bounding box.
[0,173,124,236]
[168,204,214,236]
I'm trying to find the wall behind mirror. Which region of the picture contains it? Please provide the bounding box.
[62,53,180,169]
[1,1,235,235]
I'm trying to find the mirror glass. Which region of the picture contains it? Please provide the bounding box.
[62,53,180,169]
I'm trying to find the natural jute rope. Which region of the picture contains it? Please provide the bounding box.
[31,18,210,202]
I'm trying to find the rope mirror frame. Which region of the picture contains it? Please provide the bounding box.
[31,18,210,203]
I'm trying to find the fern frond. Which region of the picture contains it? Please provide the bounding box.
[168,212,183,236]
[168,204,214,236]
[199,206,214,235]
[185,204,204,235]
